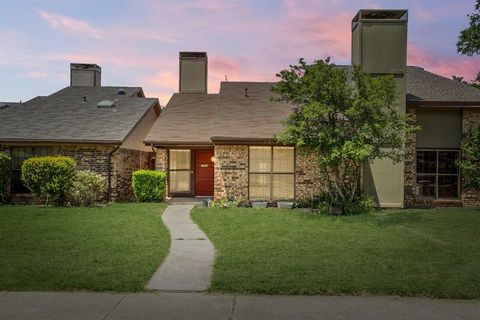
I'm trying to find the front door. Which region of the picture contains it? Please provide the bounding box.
[195,150,214,196]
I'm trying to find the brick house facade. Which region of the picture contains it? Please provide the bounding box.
[404,108,480,208]
[0,144,153,203]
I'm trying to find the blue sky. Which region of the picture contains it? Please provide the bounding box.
[1,0,479,104]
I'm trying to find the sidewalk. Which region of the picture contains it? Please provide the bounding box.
[146,205,214,292]
[0,291,478,320]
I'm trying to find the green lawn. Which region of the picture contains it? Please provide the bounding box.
[0,203,169,292]
[192,207,480,299]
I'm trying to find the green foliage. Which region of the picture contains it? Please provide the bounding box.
[457,0,480,57]
[0,153,11,203]
[452,74,480,89]
[68,170,106,206]
[21,156,76,206]
[457,1,480,89]
[272,58,416,212]
[458,126,480,190]
[132,170,166,202]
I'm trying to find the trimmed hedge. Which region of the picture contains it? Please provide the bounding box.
[0,152,11,203]
[132,170,166,202]
[22,156,76,206]
[68,170,106,206]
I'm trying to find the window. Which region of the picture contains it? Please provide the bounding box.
[11,146,54,193]
[249,146,294,200]
[416,150,460,199]
[169,149,191,193]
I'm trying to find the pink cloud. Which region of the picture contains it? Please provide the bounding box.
[408,43,480,81]
[38,10,106,39]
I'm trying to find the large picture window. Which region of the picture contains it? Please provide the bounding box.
[11,146,53,193]
[169,149,191,193]
[249,146,294,200]
[416,150,460,199]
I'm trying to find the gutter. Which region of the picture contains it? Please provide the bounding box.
[107,145,121,202]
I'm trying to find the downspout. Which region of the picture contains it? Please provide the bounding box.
[108,145,120,202]
[150,144,157,170]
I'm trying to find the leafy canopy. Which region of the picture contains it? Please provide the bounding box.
[456,0,480,88]
[458,126,480,190]
[272,58,416,210]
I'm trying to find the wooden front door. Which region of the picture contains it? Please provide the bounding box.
[195,150,214,196]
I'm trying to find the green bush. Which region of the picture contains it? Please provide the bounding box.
[132,170,166,202]
[0,152,11,203]
[458,126,480,190]
[22,156,76,206]
[68,170,106,206]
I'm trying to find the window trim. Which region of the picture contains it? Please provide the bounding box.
[248,146,295,200]
[168,149,192,194]
[416,148,461,200]
[10,146,55,194]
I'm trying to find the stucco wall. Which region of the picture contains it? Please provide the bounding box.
[121,105,159,152]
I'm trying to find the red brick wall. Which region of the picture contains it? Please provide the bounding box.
[0,144,152,203]
[404,108,480,208]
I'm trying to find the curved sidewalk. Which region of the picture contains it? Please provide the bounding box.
[146,205,214,292]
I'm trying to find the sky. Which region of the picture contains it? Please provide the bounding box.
[1,0,479,105]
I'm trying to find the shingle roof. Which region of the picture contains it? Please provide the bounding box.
[144,82,292,145]
[406,66,480,103]
[145,66,480,145]
[0,86,158,143]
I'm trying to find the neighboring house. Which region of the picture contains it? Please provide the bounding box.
[0,64,160,202]
[145,10,480,208]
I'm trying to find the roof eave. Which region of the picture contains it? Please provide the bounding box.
[407,100,480,107]
[0,138,123,145]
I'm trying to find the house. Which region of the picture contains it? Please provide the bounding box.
[0,63,160,202]
[145,9,480,208]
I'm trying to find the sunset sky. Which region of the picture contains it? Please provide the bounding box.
[1,0,479,105]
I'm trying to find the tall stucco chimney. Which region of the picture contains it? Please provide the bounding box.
[70,63,101,87]
[352,9,408,208]
[179,52,207,93]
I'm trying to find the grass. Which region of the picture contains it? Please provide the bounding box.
[0,203,169,292]
[192,207,480,299]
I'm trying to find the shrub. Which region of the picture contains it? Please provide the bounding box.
[132,170,166,202]
[22,156,76,206]
[68,170,106,206]
[0,152,11,203]
[458,126,480,190]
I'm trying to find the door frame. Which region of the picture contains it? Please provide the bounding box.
[167,147,214,197]
[194,149,215,197]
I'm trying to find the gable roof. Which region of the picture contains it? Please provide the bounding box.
[0,86,159,144]
[144,82,292,146]
[406,66,480,104]
[145,66,480,146]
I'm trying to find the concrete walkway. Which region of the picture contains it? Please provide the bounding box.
[146,205,214,292]
[0,291,478,320]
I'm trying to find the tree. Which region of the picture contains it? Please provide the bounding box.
[458,126,480,190]
[457,0,480,56]
[272,58,416,213]
[452,74,480,89]
[457,1,480,89]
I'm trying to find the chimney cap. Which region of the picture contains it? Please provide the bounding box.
[352,9,408,22]
[70,63,101,71]
[179,52,207,59]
